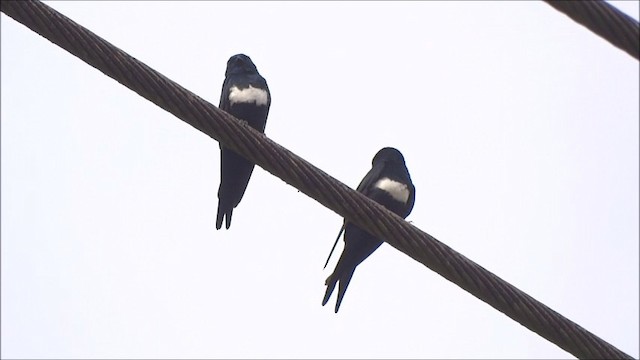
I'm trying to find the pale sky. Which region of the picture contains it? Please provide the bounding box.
[2,1,639,359]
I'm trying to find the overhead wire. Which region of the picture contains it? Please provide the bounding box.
[1,1,635,359]
[544,0,639,60]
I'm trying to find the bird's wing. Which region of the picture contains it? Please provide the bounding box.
[403,182,416,218]
[355,161,384,196]
[323,162,384,268]
[219,77,231,111]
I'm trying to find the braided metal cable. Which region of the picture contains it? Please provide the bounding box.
[1,1,633,359]
[544,0,639,60]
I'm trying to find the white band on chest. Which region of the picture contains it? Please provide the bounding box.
[229,85,269,106]
[374,178,409,203]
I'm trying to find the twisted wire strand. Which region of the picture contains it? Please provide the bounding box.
[1,1,633,359]
[544,0,639,60]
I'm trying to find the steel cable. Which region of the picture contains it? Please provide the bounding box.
[1,1,633,359]
[544,0,639,60]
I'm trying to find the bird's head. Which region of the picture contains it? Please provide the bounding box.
[225,54,259,76]
[372,147,405,166]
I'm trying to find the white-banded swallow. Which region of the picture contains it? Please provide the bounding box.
[322,147,415,312]
[216,54,271,230]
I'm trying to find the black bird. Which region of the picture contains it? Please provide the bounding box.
[322,147,415,313]
[216,54,271,230]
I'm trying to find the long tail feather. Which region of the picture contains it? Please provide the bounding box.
[225,209,232,229]
[323,223,345,269]
[216,203,225,230]
[216,202,232,230]
[334,270,355,313]
[322,273,338,307]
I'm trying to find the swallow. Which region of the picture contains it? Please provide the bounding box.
[216,54,271,230]
[322,147,415,313]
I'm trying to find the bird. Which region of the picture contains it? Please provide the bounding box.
[216,54,271,230]
[322,147,415,313]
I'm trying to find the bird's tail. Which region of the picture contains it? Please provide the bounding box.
[322,273,338,308]
[322,268,355,313]
[216,201,233,230]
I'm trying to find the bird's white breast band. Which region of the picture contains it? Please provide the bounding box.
[374,178,410,203]
[229,85,269,106]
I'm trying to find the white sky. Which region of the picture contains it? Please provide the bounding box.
[2,1,638,359]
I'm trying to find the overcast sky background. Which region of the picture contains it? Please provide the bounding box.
[2,1,639,359]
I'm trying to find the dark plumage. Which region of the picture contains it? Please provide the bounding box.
[216,54,271,230]
[322,147,415,312]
